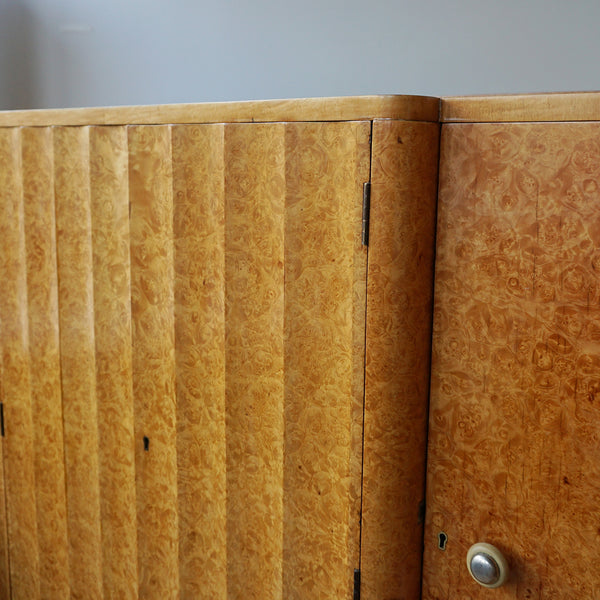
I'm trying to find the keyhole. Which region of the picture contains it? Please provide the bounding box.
[438,531,448,551]
[143,436,150,451]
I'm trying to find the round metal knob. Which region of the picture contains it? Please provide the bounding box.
[466,542,509,588]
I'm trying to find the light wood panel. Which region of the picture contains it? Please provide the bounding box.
[360,120,440,599]
[442,92,600,123]
[224,123,286,599]
[0,95,439,127]
[90,126,139,598]
[221,121,371,599]
[54,126,104,599]
[423,123,600,599]
[22,127,70,599]
[7,91,600,128]
[0,115,374,599]
[283,122,370,599]
[128,126,179,599]
[0,128,41,599]
[172,124,227,599]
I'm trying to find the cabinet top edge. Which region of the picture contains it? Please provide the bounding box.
[0,95,440,127]
[441,91,600,123]
[7,92,600,127]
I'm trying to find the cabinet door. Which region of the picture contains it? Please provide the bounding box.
[423,123,600,598]
[0,121,371,599]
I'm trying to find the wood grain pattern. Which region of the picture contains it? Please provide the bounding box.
[283,122,370,599]
[7,92,600,127]
[0,111,438,599]
[423,123,600,599]
[0,95,440,127]
[0,128,41,600]
[172,125,227,599]
[224,123,286,599]
[128,125,179,599]
[21,127,70,599]
[0,384,10,599]
[89,126,139,598]
[54,126,104,599]
[360,120,440,600]
[442,92,600,123]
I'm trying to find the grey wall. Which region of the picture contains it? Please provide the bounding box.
[1,0,599,109]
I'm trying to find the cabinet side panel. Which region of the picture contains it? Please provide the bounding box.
[172,124,227,600]
[90,126,139,598]
[361,120,440,599]
[54,126,104,599]
[282,121,370,599]
[224,123,285,600]
[0,128,41,600]
[128,126,179,599]
[22,127,70,599]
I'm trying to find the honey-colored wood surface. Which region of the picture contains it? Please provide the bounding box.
[172,124,227,599]
[360,120,440,599]
[224,123,286,599]
[423,122,600,599]
[9,91,600,128]
[441,91,600,123]
[128,126,179,599]
[90,126,139,598]
[0,128,41,599]
[221,121,371,599]
[0,399,9,599]
[54,126,104,599]
[283,122,371,599]
[22,127,70,599]
[0,117,372,599]
[0,95,439,127]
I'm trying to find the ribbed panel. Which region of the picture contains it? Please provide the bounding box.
[54,126,104,599]
[0,122,370,599]
[90,126,138,598]
[0,127,41,600]
[224,123,286,599]
[22,127,70,600]
[283,122,370,599]
[172,124,227,599]
[128,125,179,599]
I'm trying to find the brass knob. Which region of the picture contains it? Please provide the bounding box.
[466,542,509,588]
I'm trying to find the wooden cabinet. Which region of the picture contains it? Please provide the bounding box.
[423,119,600,599]
[0,97,439,599]
[2,92,600,599]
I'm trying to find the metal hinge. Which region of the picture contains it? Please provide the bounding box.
[361,182,371,246]
[353,568,361,600]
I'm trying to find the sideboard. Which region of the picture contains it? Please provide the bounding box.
[0,93,599,599]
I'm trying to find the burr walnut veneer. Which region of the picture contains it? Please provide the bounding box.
[2,92,600,599]
[0,96,439,599]
[423,112,600,598]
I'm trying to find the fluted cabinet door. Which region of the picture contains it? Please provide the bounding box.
[0,120,371,599]
[423,123,600,599]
